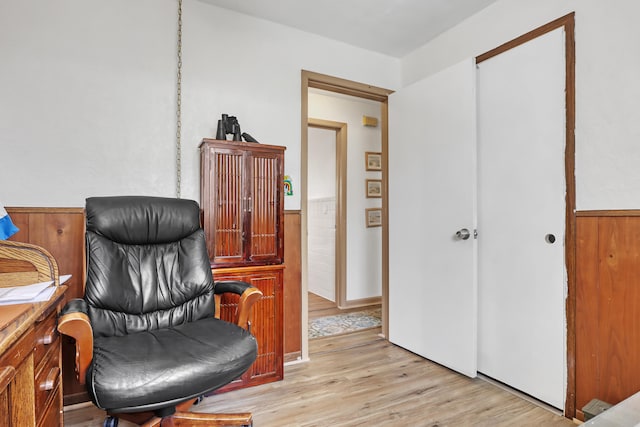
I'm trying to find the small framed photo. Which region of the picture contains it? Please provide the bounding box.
[366,179,382,198]
[365,152,382,171]
[365,208,382,227]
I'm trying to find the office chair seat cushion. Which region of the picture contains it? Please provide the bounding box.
[87,316,258,413]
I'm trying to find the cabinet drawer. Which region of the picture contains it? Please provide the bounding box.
[34,346,60,416]
[34,311,58,365]
[37,384,61,427]
[0,328,34,369]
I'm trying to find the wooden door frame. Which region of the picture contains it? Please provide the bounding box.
[476,12,576,418]
[307,118,348,308]
[301,70,393,360]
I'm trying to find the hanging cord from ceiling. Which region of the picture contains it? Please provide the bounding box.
[175,0,183,198]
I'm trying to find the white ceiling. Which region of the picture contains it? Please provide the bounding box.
[197,0,500,58]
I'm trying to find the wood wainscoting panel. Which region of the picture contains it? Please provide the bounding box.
[6,207,87,405]
[284,210,302,362]
[576,212,640,419]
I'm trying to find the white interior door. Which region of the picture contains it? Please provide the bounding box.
[389,59,477,377]
[477,28,566,409]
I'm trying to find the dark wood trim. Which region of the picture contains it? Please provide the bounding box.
[301,70,310,360]
[476,12,576,418]
[577,210,640,217]
[303,70,394,102]
[476,13,576,64]
[564,13,577,419]
[5,206,84,215]
[6,207,83,213]
[381,98,389,339]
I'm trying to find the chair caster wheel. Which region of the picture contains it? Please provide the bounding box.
[104,416,119,427]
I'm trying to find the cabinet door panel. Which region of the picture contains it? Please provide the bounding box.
[200,139,285,267]
[249,153,281,262]
[246,273,280,378]
[213,266,283,391]
[208,147,246,265]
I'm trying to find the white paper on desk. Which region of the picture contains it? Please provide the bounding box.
[0,280,55,305]
[60,274,71,285]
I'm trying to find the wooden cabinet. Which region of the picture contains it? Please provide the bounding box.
[213,265,284,391]
[201,138,286,391]
[200,139,285,268]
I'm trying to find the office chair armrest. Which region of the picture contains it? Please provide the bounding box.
[214,281,263,331]
[58,298,93,385]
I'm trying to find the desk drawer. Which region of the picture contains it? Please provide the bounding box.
[34,311,58,365]
[0,328,34,369]
[37,383,61,427]
[35,345,60,417]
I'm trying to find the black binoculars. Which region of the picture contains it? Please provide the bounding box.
[216,114,258,143]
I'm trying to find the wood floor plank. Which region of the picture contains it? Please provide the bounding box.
[63,328,575,426]
[308,292,379,320]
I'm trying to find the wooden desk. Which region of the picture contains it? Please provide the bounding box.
[0,286,67,426]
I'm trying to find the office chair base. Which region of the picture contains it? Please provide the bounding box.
[112,412,253,427]
[108,398,253,427]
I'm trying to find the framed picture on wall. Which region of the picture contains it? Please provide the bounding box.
[365,208,382,227]
[366,179,382,198]
[365,152,382,171]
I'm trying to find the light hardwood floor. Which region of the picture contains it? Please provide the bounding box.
[308,292,380,321]
[63,326,576,426]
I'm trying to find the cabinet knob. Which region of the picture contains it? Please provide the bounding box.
[38,326,58,345]
[39,367,60,391]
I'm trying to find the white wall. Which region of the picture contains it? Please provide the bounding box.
[308,91,382,301]
[0,0,176,204]
[0,0,400,209]
[401,0,640,210]
[307,127,336,199]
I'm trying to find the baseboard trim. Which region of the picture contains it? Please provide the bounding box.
[338,296,381,310]
[284,351,302,364]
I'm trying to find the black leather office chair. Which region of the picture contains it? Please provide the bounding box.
[58,196,262,427]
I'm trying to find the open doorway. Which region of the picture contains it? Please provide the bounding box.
[307,120,346,307]
[306,117,383,339]
[301,71,393,358]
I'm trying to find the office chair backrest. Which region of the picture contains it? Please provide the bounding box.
[85,196,215,338]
